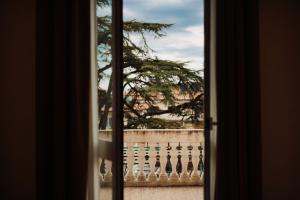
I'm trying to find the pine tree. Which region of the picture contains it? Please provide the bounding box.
[97,0,204,129]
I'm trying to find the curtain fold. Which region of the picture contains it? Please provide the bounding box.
[36,0,91,199]
[214,0,261,199]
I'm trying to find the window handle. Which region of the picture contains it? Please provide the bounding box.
[205,117,218,130]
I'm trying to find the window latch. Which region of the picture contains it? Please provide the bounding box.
[206,117,218,130]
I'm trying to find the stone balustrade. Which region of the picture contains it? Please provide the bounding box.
[98,129,204,187]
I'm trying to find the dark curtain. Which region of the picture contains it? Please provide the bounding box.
[36,0,91,199]
[214,0,261,200]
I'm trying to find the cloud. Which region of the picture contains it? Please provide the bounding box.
[97,6,111,17]
[123,0,204,26]
[129,24,204,70]
[157,25,204,49]
[123,7,138,19]
[155,53,203,70]
[150,47,204,70]
[140,0,191,8]
[186,25,204,36]
[124,0,204,70]
[125,0,196,9]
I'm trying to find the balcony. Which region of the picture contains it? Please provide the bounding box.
[98,129,205,200]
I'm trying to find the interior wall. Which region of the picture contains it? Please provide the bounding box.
[259,1,300,199]
[0,0,36,199]
[2,0,300,199]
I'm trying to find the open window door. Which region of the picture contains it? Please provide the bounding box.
[94,0,212,200]
[92,0,124,200]
[204,0,217,199]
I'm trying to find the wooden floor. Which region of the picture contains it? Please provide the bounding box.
[100,186,203,200]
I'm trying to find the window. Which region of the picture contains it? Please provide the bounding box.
[92,0,215,199]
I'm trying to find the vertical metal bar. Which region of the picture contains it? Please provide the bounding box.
[112,0,124,200]
[204,0,211,199]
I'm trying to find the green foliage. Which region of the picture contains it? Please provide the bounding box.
[97,0,204,129]
[125,117,182,129]
[96,0,110,8]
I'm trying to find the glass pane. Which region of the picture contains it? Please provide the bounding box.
[123,0,205,200]
[96,0,113,199]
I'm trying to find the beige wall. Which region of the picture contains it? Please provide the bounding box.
[259,0,300,199]
[0,0,36,199]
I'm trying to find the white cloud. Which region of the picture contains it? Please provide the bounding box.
[123,7,138,19]
[128,24,204,70]
[151,50,204,70]
[97,6,111,17]
[148,25,204,49]
[148,25,204,69]
[122,0,204,70]
[186,25,204,36]
[140,0,194,8]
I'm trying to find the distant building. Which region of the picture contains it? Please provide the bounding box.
[123,89,204,129]
[99,88,204,129]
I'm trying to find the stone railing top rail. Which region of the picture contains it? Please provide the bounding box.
[99,129,204,143]
[98,129,204,132]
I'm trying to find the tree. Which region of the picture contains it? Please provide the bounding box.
[97,0,204,129]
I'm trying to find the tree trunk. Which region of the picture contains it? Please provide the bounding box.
[99,76,113,130]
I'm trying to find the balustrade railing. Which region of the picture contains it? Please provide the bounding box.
[98,129,204,187]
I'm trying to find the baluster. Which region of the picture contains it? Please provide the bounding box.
[99,158,106,179]
[187,144,194,176]
[176,142,183,176]
[180,143,190,184]
[137,143,146,184]
[154,143,161,177]
[148,143,158,186]
[165,142,172,177]
[133,143,140,177]
[158,143,168,185]
[191,143,201,185]
[198,143,204,177]
[144,142,151,177]
[103,161,112,185]
[98,158,104,184]
[169,142,180,185]
[124,143,135,186]
[123,143,128,177]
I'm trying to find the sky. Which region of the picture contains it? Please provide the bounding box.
[123,0,204,70]
[97,0,204,89]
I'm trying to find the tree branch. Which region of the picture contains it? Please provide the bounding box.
[143,93,204,117]
[98,64,111,73]
[124,101,142,117]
